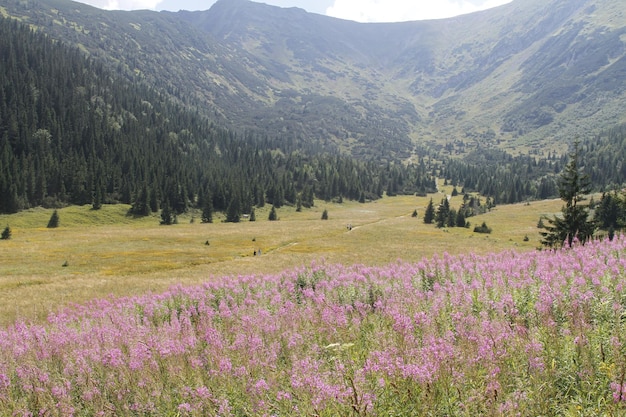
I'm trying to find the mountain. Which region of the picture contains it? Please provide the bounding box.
[1,15,429,215]
[1,0,626,161]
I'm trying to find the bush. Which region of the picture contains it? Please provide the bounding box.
[1,225,11,240]
[321,209,329,220]
[473,221,492,234]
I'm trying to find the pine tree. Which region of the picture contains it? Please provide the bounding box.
[249,208,256,222]
[541,142,595,248]
[321,209,329,220]
[423,198,435,224]
[47,210,59,228]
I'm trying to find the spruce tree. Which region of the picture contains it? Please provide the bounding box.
[268,205,278,221]
[455,209,466,228]
[160,201,174,225]
[47,210,59,228]
[226,195,241,223]
[423,198,435,224]
[541,142,595,248]
[249,208,256,222]
[435,198,450,228]
[201,198,213,224]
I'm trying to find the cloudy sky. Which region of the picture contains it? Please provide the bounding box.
[74,0,513,22]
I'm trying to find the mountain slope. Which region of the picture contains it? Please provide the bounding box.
[1,0,626,159]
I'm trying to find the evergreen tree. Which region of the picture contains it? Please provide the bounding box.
[160,201,174,225]
[423,198,435,224]
[268,205,278,221]
[201,198,213,224]
[92,182,103,210]
[435,198,450,228]
[321,209,329,220]
[455,209,466,228]
[1,225,11,240]
[47,210,59,228]
[541,143,595,248]
[594,191,624,231]
[130,185,150,216]
[226,195,241,223]
[249,208,256,222]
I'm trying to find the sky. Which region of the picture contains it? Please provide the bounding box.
[73,0,513,23]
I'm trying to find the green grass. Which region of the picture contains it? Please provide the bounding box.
[0,194,562,326]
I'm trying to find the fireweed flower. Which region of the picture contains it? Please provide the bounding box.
[0,236,626,414]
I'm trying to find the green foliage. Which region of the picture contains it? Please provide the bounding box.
[473,221,492,234]
[321,209,329,220]
[268,205,278,221]
[435,198,450,228]
[225,196,241,223]
[249,208,256,222]
[537,217,546,228]
[423,198,435,224]
[594,191,626,232]
[1,16,436,219]
[542,142,595,248]
[160,202,175,225]
[201,198,213,224]
[47,210,59,228]
[1,225,11,240]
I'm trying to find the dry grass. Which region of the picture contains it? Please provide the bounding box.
[0,194,562,325]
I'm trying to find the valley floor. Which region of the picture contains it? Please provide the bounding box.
[0,191,562,325]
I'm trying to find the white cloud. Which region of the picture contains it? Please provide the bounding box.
[326,0,513,23]
[77,0,164,11]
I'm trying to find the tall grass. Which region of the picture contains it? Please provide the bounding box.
[0,197,560,325]
[1,236,625,415]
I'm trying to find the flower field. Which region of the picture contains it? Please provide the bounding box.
[2,237,626,416]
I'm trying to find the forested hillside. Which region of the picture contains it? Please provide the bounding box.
[0,17,436,215]
[2,10,626,217]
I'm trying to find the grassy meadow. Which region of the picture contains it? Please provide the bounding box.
[0,188,561,326]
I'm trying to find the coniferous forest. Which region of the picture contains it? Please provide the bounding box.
[2,16,626,218]
[0,17,436,216]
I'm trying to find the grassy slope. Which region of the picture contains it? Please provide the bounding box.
[0,191,562,325]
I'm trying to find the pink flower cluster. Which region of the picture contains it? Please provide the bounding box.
[1,237,626,415]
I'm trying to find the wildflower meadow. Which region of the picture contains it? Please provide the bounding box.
[2,236,626,416]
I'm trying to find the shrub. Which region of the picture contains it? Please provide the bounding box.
[473,221,492,234]
[1,225,11,240]
[321,209,329,220]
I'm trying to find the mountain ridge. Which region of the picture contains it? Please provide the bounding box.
[2,0,626,159]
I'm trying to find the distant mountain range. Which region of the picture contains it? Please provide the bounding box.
[2,0,625,160]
